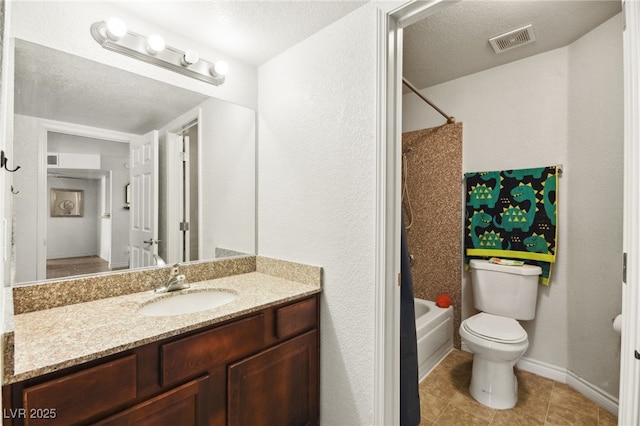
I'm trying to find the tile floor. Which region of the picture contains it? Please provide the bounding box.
[419,349,618,425]
[46,255,126,279]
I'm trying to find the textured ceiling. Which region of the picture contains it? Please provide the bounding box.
[15,40,210,135]
[15,1,368,135]
[15,1,623,134]
[403,0,622,91]
[110,0,369,66]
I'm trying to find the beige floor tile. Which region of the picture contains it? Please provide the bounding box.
[598,406,619,426]
[419,350,618,426]
[489,409,544,426]
[516,369,554,401]
[508,373,553,424]
[421,368,465,401]
[439,349,473,366]
[419,387,449,423]
[434,404,491,425]
[419,417,434,426]
[549,382,598,417]
[507,393,550,424]
[448,390,496,421]
[545,403,598,425]
[436,355,473,384]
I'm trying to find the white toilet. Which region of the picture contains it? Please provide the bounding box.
[459,259,542,409]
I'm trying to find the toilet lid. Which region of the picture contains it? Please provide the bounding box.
[464,313,527,343]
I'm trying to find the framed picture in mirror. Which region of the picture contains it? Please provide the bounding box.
[51,188,84,217]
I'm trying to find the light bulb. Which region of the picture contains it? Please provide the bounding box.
[105,18,126,41]
[212,60,228,77]
[147,34,165,54]
[181,49,200,66]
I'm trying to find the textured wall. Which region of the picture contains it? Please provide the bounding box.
[566,14,623,398]
[402,123,463,348]
[46,177,100,260]
[258,4,377,424]
[403,47,571,370]
[402,14,623,399]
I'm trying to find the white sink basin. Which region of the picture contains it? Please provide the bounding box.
[138,290,237,317]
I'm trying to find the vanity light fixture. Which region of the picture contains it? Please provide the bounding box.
[105,17,127,41]
[91,18,227,86]
[146,34,166,55]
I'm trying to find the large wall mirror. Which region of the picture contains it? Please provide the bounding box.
[10,39,256,286]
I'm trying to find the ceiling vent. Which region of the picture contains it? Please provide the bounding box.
[489,24,536,54]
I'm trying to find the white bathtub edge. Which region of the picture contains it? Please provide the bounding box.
[415,298,454,382]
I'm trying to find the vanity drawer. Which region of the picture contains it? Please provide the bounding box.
[275,297,317,340]
[22,355,137,426]
[161,314,265,386]
[93,375,209,426]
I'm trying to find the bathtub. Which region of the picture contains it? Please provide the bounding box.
[414,298,454,382]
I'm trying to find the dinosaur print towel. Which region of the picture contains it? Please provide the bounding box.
[464,165,558,285]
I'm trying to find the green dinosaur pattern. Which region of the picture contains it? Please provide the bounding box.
[504,167,545,180]
[492,183,538,232]
[464,166,558,285]
[467,171,501,209]
[542,173,557,226]
[468,211,510,250]
[523,234,551,253]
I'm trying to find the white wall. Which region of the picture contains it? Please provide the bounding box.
[98,176,111,262]
[13,114,40,283]
[258,4,377,424]
[157,97,256,264]
[403,14,623,398]
[9,1,258,109]
[100,156,130,268]
[566,14,623,398]
[47,177,99,259]
[199,98,255,258]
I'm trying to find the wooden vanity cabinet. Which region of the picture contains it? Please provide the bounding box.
[228,330,318,426]
[3,294,320,426]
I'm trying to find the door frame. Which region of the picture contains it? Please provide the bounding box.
[376,0,640,423]
[374,1,457,424]
[36,119,132,280]
[619,1,640,423]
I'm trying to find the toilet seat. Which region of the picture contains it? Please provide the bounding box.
[463,313,527,344]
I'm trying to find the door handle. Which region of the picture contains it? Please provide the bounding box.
[143,239,161,246]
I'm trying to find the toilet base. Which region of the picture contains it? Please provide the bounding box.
[468,355,519,409]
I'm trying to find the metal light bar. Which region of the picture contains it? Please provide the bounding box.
[91,20,226,86]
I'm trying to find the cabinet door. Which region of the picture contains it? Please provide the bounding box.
[228,331,318,426]
[93,375,208,426]
[22,355,137,426]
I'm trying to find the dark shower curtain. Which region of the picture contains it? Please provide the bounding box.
[400,215,420,425]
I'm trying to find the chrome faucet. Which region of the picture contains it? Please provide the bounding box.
[154,263,190,293]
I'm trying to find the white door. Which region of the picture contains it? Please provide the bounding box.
[129,130,158,268]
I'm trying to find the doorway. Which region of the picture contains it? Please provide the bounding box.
[377,1,640,424]
[26,120,132,283]
[177,121,200,262]
[163,117,201,264]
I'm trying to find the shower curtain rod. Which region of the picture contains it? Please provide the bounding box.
[402,77,456,124]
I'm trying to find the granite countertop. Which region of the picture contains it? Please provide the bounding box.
[3,257,322,385]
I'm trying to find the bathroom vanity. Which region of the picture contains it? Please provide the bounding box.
[1,257,321,425]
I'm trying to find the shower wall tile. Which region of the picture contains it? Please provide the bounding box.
[403,123,463,348]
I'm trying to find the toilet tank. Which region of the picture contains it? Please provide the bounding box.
[469,259,542,320]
